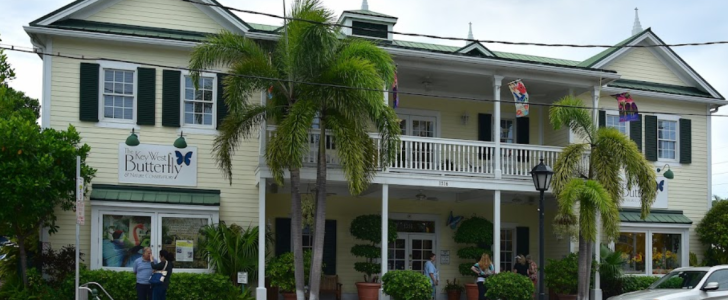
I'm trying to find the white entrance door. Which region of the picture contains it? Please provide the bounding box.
[398,114,438,169]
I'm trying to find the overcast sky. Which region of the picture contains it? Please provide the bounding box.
[2,0,728,197]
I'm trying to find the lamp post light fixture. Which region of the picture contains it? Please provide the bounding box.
[125,128,140,146]
[530,159,554,300]
[174,132,187,149]
[657,164,674,179]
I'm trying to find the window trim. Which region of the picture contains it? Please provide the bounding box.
[395,108,441,138]
[180,71,217,130]
[656,116,680,163]
[605,110,630,136]
[97,61,138,125]
[500,118,517,144]
[612,225,689,276]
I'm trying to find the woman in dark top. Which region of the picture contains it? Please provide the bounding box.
[512,255,529,276]
[152,250,174,300]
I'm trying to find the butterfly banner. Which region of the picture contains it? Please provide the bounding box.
[118,143,198,187]
[508,79,530,117]
[612,92,639,122]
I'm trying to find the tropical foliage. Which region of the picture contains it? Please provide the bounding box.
[350,215,397,282]
[267,251,316,293]
[485,271,535,300]
[453,216,493,276]
[189,0,399,299]
[381,270,432,300]
[697,200,728,265]
[198,222,273,286]
[549,95,656,300]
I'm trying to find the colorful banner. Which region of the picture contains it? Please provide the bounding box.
[508,80,530,117]
[612,92,639,122]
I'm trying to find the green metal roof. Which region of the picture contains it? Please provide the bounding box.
[344,9,397,19]
[619,209,692,224]
[608,79,714,98]
[248,23,281,32]
[91,184,220,206]
[493,51,580,66]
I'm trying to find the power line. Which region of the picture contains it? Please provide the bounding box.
[184,0,728,49]
[2,44,726,119]
[713,182,728,187]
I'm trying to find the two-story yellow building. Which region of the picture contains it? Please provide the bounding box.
[23,0,724,299]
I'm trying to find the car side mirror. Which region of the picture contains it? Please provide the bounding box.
[703,282,720,291]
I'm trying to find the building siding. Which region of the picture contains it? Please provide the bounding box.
[86,0,226,34]
[603,48,687,86]
[46,37,260,257]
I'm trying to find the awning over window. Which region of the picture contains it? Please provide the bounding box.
[90,184,220,206]
[619,209,692,224]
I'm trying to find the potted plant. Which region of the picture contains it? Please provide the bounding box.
[544,253,579,300]
[350,215,397,300]
[382,270,432,300]
[267,251,314,300]
[444,278,464,300]
[453,216,493,300]
[484,272,534,300]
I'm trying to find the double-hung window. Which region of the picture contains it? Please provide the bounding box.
[606,114,628,135]
[658,120,678,160]
[102,68,135,121]
[500,119,516,143]
[182,74,216,128]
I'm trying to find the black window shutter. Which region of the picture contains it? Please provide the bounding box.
[598,110,606,128]
[322,220,337,275]
[680,118,692,164]
[162,70,181,127]
[516,227,529,257]
[516,117,530,144]
[216,74,228,129]
[79,63,100,122]
[275,218,292,256]
[478,114,492,141]
[136,68,156,125]
[644,115,658,161]
[630,114,643,152]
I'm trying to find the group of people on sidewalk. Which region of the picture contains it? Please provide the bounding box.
[132,247,176,300]
[424,252,538,300]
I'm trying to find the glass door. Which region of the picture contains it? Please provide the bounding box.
[409,234,435,273]
[501,229,515,271]
[398,115,437,169]
[158,214,211,270]
[388,238,407,271]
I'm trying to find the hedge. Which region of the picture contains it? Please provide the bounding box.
[620,276,661,293]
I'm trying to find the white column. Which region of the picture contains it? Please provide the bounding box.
[380,184,390,300]
[384,83,389,105]
[493,75,504,179]
[591,86,602,300]
[256,178,267,300]
[260,92,267,162]
[493,190,501,273]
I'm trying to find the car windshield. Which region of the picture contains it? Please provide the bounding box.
[649,270,707,290]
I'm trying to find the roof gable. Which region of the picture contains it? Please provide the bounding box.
[31,0,249,34]
[456,42,494,57]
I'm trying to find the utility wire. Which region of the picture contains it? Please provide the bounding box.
[183,0,728,49]
[2,44,726,118]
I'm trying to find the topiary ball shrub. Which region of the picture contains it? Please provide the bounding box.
[485,272,534,300]
[382,270,432,300]
[453,216,493,277]
[350,215,397,282]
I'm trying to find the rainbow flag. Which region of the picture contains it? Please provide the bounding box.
[508,79,530,117]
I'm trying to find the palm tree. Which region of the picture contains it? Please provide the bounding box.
[549,96,657,300]
[188,1,400,300]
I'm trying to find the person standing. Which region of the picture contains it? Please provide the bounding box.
[470,253,494,300]
[152,250,174,300]
[512,255,529,277]
[526,255,538,299]
[424,252,439,300]
[133,247,155,300]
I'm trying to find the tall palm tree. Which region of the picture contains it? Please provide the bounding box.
[549,96,656,300]
[189,1,400,300]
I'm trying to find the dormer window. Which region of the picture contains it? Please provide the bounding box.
[352,21,388,39]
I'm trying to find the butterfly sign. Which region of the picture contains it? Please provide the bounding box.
[446,211,464,230]
[656,179,665,192]
[611,92,639,122]
[508,80,530,117]
[175,151,193,166]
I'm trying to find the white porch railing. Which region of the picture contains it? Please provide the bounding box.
[265,126,588,179]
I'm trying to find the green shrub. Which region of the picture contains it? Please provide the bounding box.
[350,215,397,282]
[381,270,431,300]
[485,272,534,300]
[621,276,661,293]
[266,251,315,292]
[453,216,493,277]
[544,253,578,295]
[0,268,56,300]
[697,201,728,265]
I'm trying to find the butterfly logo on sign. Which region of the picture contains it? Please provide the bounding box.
[175,151,193,166]
[656,180,665,192]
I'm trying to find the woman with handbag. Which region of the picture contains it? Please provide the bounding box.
[470,253,494,300]
[151,249,174,300]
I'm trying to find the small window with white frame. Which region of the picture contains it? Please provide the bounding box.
[101,65,136,122]
[658,119,678,161]
[182,74,216,128]
[606,113,629,135]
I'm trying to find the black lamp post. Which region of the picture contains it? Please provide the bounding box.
[530,159,553,300]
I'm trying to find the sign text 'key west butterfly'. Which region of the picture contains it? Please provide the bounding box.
[118,143,198,187]
[621,176,668,209]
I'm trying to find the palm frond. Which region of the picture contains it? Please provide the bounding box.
[335,39,396,85]
[265,100,318,184]
[189,31,273,86]
[326,111,377,195]
[549,96,595,143]
[557,179,617,242]
[213,103,273,184]
[551,143,588,197]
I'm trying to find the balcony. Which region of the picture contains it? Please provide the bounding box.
[265,126,588,180]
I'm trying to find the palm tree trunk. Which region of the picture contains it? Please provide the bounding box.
[308,119,328,300]
[290,168,306,300]
[577,233,590,300]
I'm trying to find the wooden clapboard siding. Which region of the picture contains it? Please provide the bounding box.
[86,0,225,33]
[603,48,687,86]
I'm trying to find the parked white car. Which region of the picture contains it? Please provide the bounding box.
[608,265,728,300]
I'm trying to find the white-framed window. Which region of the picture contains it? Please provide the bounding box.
[500,229,515,271]
[90,202,219,273]
[500,119,516,143]
[658,120,678,161]
[606,114,629,135]
[614,226,689,276]
[99,61,137,123]
[181,73,217,128]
